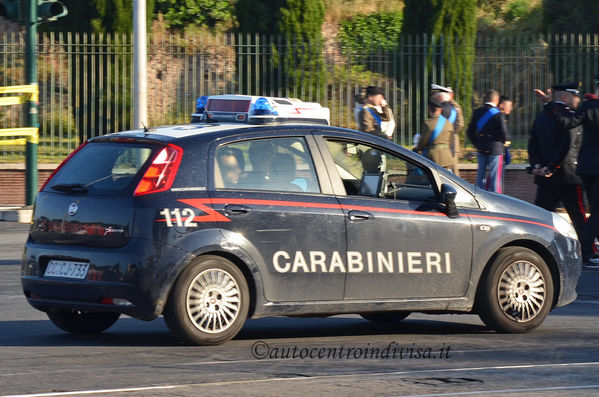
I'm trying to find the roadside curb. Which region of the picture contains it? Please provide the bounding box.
[0,207,32,223]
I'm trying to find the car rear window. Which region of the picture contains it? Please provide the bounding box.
[47,142,158,195]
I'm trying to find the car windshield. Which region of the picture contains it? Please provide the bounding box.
[47,142,157,195]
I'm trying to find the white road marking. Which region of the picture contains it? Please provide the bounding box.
[391,384,599,397]
[1,385,178,397]
[3,361,599,397]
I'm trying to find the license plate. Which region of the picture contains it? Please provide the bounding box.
[44,260,89,279]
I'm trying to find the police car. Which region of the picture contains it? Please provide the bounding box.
[22,120,581,345]
[191,94,331,125]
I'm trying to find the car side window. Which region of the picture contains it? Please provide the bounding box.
[325,139,436,202]
[215,137,321,193]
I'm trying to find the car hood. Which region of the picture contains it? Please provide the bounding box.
[473,188,554,225]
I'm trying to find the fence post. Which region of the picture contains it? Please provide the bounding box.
[25,0,38,206]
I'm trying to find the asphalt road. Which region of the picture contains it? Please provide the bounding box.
[1,222,599,397]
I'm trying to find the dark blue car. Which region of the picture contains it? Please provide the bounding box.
[22,122,581,345]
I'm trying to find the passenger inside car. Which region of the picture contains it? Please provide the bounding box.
[268,153,302,192]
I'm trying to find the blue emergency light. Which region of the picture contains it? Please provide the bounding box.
[195,96,208,113]
[252,97,278,116]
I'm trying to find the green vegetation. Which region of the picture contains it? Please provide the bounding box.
[155,0,234,30]
[235,0,282,33]
[338,11,403,53]
[543,0,599,33]
[403,0,477,123]
[276,0,326,100]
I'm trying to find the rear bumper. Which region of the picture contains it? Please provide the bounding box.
[21,237,189,320]
[22,278,154,319]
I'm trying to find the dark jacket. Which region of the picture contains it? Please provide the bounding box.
[545,99,599,175]
[528,103,583,185]
[466,104,508,155]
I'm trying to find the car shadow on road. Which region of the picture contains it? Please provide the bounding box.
[0,315,490,347]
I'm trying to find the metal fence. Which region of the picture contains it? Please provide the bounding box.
[2,32,599,163]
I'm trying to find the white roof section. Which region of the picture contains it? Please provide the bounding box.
[115,122,322,139]
[115,123,257,139]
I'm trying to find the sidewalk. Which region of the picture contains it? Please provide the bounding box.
[0,207,32,223]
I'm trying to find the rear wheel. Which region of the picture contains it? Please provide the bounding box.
[360,311,410,324]
[478,247,553,333]
[47,310,120,334]
[164,255,249,345]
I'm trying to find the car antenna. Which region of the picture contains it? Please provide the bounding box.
[141,121,150,134]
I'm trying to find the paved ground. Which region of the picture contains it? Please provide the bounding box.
[1,221,598,397]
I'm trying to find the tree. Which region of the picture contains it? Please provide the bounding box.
[39,0,155,33]
[543,0,599,33]
[156,0,234,30]
[235,0,283,34]
[403,0,478,122]
[276,0,326,99]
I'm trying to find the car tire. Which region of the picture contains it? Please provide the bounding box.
[360,311,410,323]
[478,247,554,333]
[47,310,120,334]
[164,255,249,346]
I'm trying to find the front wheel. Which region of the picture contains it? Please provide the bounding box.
[478,247,554,333]
[164,255,250,345]
[47,310,120,334]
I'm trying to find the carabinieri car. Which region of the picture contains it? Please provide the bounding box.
[22,122,581,345]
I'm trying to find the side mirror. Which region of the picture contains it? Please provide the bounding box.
[441,183,459,218]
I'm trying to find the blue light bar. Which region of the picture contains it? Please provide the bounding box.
[252,97,278,116]
[196,95,208,112]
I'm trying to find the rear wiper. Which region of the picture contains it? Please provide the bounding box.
[51,183,88,194]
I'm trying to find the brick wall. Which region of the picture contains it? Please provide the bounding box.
[0,164,539,206]
[0,167,55,206]
[459,166,537,204]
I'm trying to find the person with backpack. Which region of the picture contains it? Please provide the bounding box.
[467,89,509,193]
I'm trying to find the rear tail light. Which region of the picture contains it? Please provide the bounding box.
[134,143,183,196]
[39,141,88,192]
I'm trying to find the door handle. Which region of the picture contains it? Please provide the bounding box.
[224,204,251,216]
[347,210,372,221]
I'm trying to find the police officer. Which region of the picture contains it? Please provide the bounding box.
[535,77,599,267]
[431,84,464,175]
[528,83,585,242]
[413,95,454,169]
[359,86,394,139]
[467,89,509,193]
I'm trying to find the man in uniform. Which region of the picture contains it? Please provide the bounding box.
[413,95,455,169]
[535,77,599,267]
[431,84,464,175]
[528,83,585,242]
[467,89,509,193]
[359,86,394,139]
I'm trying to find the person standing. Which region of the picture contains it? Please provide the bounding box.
[528,83,585,242]
[413,95,455,169]
[535,77,599,268]
[431,84,464,175]
[359,86,394,139]
[467,89,509,193]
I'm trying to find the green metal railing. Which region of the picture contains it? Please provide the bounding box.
[2,32,599,163]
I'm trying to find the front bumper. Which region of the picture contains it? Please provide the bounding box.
[21,237,189,320]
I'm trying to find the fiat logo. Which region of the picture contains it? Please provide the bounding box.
[68,203,78,216]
